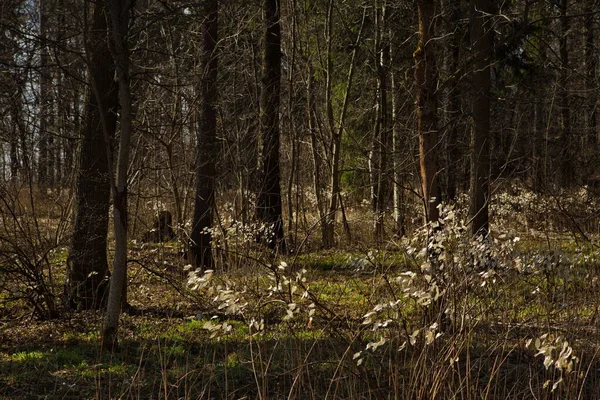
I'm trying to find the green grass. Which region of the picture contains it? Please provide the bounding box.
[48,246,69,265]
[290,249,411,272]
[5,237,600,399]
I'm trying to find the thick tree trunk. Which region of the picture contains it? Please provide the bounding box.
[469,0,492,236]
[415,0,441,224]
[256,0,286,252]
[67,0,118,310]
[102,0,134,351]
[190,0,218,270]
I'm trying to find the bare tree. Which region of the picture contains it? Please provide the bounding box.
[390,37,406,237]
[38,0,52,186]
[190,0,218,270]
[442,0,463,202]
[322,1,365,249]
[584,0,598,159]
[372,0,390,241]
[469,0,492,236]
[0,0,26,183]
[308,71,327,242]
[415,0,441,224]
[102,0,134,350]
[558,0,572,186]
[256,0,286,252]
[67,0,118,310]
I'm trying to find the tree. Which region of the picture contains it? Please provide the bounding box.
[321,1,365,249]
[67,0,118,310]
[0,0,26,183]
[307,69,328,243]
[190,0,218,270]
[389,5,412,237]
[469,0,492,236]
[442,0,463,202]
[102,0,134,350]
[584,0,598,163]
[38,0,52,186]
[372,0,390,241]
[415,0,441,224]
[256,0,286,252]
[556,0,572,186]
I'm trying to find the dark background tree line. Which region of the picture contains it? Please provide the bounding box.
[1,0,600,341]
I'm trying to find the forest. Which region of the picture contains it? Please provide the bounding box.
[2,0,600,398]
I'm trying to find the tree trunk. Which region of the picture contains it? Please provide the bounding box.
[373,0,389,241]
[38,0,51,187]
[9,113,20,181]
[532,95,546,192]
[102,0,134,351]
[415,0,441,224]
[190,0,218,270]
[469,0,492,236]
[286,0,298,248]
[322,0,336,249]
[390,33,406,237]
[308,72,326,241]
[444,0,461,202]
[558,0,572,186]
[584,0,598,161]
[67,0,118,310]
[256,0,286,252]
[322,3,366,248]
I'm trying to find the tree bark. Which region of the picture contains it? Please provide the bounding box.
[102,0,134,351]
[373,0,389,241]
[531,88,545,192]
[256,0,286,252]
[10,128,19,181]
[558,0,572,186]
[322,0,336,249]
[469,0,492,236]
[38,0,51,187]
[390,33,405,237]
[584,0,598,158]
[443,0,461,202]
[308,72,326,241]
[286,0,298,248]
[67,0,118,310]
[190,0,218,270]
[415,0,441,224]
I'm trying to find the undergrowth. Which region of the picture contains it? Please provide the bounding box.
[3,186,600,398]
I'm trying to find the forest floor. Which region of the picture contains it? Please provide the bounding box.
[3,230,600,399]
